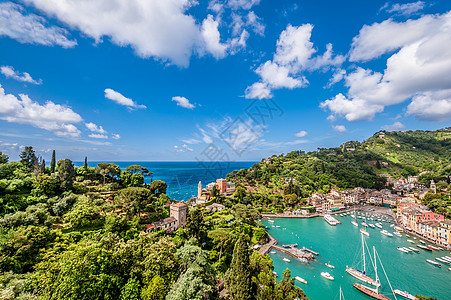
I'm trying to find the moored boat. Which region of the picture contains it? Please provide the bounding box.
[324,214,338,226]
[375,223,383,229]
[426,259,441,267]
[435,257,450,264]
[397,247,410,253]
[369,223,375,228]
[321,272,334,280]
[428,245,440,251]
[393,289,418,300]
[295,276,307,284]
[360,228,370,236]
[408,247,419,252]
[361,221,368,227]
[270,251,276,254]
[380,230,393,237]
[351,220,359,227]
[407,239,415,243]
[417,244,432,251]
[283,257,291,263]
[353,284,390,300]
[325,263,335,269]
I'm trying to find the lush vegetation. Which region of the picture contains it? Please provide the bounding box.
[226,128,451,214]
[0,147,307,299]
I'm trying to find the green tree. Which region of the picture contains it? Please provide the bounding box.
[130,173,144,187]
[19,146,37,170]
[0,151,9,164]
[96,163,120,185]
[150,180,167,195]
[117,187,152,217]
[125,165,152,176]
[185,208,204,240]
[50,150,56,173]
[84,156,88,169]
[226,234,252,300]
[57,159,75,191]
[208,228,235,261]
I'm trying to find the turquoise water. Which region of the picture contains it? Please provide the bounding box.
[74,161,255,201]
[263,216,451,300]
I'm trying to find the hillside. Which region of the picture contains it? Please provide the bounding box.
[227,128,451,201]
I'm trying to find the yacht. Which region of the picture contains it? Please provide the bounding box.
[369,223,376,228]
[321,272,334,280]
[426,259,441,267]
[417,244,432,251]
[361,221,368,227]
[268,219,275,223]
[380,230,393,237]
[393,289,418,300]
[270,251,276,254]
[407,239,415,243]
[283,257,291,263]
[375,223,383,229]
[408,247,419,252]
[325,263,335,269]
[397,247,410,253]
[324,214,338,226]
[360,228,370,237]
[351,220,359,227]
[295,276,307,284]
[428,245,440,251]
[435,257,450,264]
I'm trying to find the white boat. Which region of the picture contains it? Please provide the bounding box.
[443,256,451,262]
[272,271,278,277]
[283,257,291,263]
[407,239,415,243]
[390,224,395,228]
[393,232,402,237]
[268,219,275,223]
[426,259,441,267]
[299,257,309,263]
[406,234,410,237]
[361,221,368,227]
[360,228,370,237]
[380,230,393,237]
[448,267,451,271]
[403,247,413,252]
[394,226,403,232]
[393,289,418,300]
[270,251,276,254]
[413,237,416,240]
[351,214,355,218]
[436,257,450,264]
[325,263,335,269]
[351,220,359,227]
[369,224,375,228]
[428,245,440,251]
[408,247,419,252]
[295,276,307,284]
[346,232,381,287]
[321,272,334,280]
[275,225,280,228]
[397,247,410,253]
[375,223,383,229]
[324,214,338,226]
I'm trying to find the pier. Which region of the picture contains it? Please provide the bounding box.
[301,247,319,256]
[271,245,316,260]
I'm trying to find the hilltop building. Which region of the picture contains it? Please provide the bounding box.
[145,202,188,233]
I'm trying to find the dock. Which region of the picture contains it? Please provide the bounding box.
[301,247,319,256]
[272,245,315,261]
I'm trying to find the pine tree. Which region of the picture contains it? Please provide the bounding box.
[84,156,88,169]
[227,234,252,300]
[50,150,56,173]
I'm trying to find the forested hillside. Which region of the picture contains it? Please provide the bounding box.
[227,128,451,208]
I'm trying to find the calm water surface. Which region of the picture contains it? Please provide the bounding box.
[263,216,451,300]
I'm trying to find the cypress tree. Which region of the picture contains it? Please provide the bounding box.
[40,159,45,174]
[84,156,88,169]
[227,234,252,300]
[50,150,56,173]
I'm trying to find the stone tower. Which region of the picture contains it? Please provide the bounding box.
[170,202,188,229]
[431,179,436,194]
[198,181,202,198]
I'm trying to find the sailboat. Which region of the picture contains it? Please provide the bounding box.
[353,246,397,300]
[339,286,345,300]
[351,206,359,227]
[346,232,380,287]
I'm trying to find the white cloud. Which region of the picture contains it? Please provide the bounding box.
[0,83,82,137]
[104,88,146,110]
[112,133,121,140]
[88,133,108,139]
[332,125,347,133]
[245,24,343,99]
[1,66,42,84]
[244,82,272,99]
[172,96,195,109]
[323,11,451,122]
[182,138,201,144]
[246,11,265,36]
[406,90,451,121]
[227,0,260,10]
[0,2,76,48]
[23,0,237,67]
[320,93,384,122]
[85,122,106,134]
[326,68,346,87]
[294,130,308,138]
[174,144,193,152]
[385,1,425,16]
[201,15,228,59]
[381,121,406,131]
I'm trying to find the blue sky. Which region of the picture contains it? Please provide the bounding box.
[0,0,450,162]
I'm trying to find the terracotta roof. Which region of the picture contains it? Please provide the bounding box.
[152,217,177,226]
[171,202,188,208]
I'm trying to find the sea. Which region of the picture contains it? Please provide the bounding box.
[262,216,451,300]
[74,161,256,201]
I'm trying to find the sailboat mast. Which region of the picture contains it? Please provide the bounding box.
[374,246,379,294]
[339,287,342,300]
[362,232,366,274]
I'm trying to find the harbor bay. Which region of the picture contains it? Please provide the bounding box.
[263,215,451,300]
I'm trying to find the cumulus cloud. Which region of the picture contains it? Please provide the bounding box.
[88,133,108,139]
[294,130,308,138]
[227,0,260,10]
[174,144,193,152]
[381,121,406,131]
[112,133,121,140]
[85,122,106,134]
[172,96,196,109]
[1,66,42,84]
[322,11,451,122]
[0,83,82,137]
[22,0,237,67]
[104,88,146,110]
[0,2,76,48]
[384,1,425,16]
[245,24,344,99]
[332,125,347,133]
